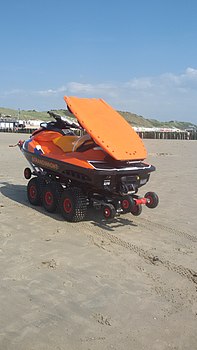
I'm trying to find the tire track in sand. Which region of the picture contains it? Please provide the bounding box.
[83,222,197,286]
[138,217,197,243]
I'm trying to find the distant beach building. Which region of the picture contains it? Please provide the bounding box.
[133,126,196,140]
[0,119,19,131]
[0,116,196,139]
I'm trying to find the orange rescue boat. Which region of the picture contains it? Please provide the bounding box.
[19,96,159,221]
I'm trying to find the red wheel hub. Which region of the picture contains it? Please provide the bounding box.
[29,185,36,199]
[132,205,138,213]
[45,191,53,206]
[146,196,153,205]
[63,198,72,213]
[104,207,111,218]
[122,199,130,209]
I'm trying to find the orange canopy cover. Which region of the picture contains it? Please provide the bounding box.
[64,96,147,161]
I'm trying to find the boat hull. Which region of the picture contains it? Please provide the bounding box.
[22,145,155,196]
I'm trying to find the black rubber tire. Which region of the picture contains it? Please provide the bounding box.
[24,167,31,179]
[103,204,116,219]
[60,187,87,222]
[27,177,42,205]
[145,192,159,209]
[42,182,63,213]
[130,204,142,216]
[121,196,135,214]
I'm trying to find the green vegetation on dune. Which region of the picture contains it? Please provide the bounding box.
[118,111,153,127]
[0,107,73,122]
[0,107,49,121]
[0,107,196,130]
[118,111,196,130]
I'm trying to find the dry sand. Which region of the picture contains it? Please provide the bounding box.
[0,133,197,350]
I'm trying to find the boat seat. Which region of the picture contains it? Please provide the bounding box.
[72,134,95,152]
[53,135,79,152]
[53,134,97,153]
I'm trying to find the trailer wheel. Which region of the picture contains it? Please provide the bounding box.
[27,177,41,205]
[130,204,142,216]
[42,182,63,213]
[24,167,31,179]
[145,192,159,209]
[103,204,116,219]
[121,196,134,213]
[60,187,87,222]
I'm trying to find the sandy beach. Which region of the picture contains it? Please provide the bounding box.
[0,132,197,350]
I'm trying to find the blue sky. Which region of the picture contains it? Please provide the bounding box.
[0,0,197,123]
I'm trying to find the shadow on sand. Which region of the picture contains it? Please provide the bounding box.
[0,181,137,231]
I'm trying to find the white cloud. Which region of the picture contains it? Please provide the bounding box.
[36,86,68,96]
[185,67,197,76]
[1,68,197,123]
[125,77,153,90]
[66,82,118,98]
